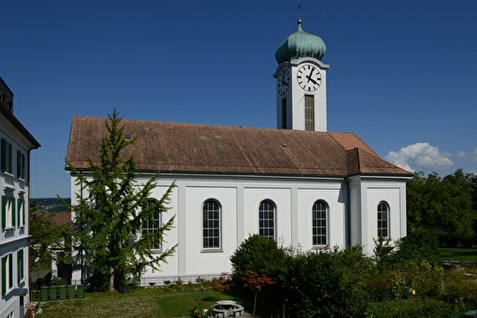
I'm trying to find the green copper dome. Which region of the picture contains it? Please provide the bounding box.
[275,20,326,64]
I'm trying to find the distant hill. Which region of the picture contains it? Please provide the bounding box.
[31,198,71,213]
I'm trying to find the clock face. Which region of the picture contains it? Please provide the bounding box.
[277,68,290,96]
[297,63,321,92]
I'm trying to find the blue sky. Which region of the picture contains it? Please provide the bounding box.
[2,1,476,198]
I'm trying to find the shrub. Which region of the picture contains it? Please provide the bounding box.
[230,234,291,286]
[287,247,371,317]
[230,234,292,315]
[395,228,440,266]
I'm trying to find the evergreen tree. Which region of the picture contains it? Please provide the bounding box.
[61,110,176,291]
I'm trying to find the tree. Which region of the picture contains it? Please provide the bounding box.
[407,169,476,246]
[62,110,176,291]
[29,207,74,276]
[241,270,274,317]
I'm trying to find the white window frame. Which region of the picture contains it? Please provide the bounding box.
[142,199,162,252]
[17,150,26,181]
[377,201,390,238]
[202,199,221,250]
[1,138,13,176]
[17,249,24,284]
[17,196,25,227]
[2,253,13,296]
[312,200,328,247]
[259,200,276,241]
[2,192,15,229]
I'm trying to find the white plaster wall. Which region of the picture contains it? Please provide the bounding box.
[69,173,409,282]
[182,185,237,276]
[296,183,346,250]
[348,177,407,255]
[243,187,291,244]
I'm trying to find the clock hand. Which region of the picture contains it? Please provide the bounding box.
[306,76,318,85]
[307,68,315,82]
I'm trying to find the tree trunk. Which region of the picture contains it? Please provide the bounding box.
[109,265,115,292]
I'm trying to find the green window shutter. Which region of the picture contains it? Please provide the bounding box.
[7,144,12,174]
[11,198,15,227]
[17,250,23,283]
[2,257,6,296]
[1,139,5,172]
[17,150,20,178]
[8,255,12,289]
[22,200,25,226]
[22,154,26,179]
[1,195,5,229]
[17,198,21,226]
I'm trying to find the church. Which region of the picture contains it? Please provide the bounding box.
[66,19,412,285]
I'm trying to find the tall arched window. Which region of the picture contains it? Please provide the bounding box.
[377,201,389,238]
[259,200,276,241]
[203,200,221,249]
[142,199,162,250]
[312,200,328,246]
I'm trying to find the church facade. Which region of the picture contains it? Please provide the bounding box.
[66,20,412,285]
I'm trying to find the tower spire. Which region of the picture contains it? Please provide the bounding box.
[298,3,301,23]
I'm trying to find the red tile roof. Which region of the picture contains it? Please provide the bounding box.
[66,116,411,178]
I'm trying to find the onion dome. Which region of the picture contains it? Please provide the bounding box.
[275,19,326,64]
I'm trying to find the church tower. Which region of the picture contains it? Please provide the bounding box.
[274,19,329,131]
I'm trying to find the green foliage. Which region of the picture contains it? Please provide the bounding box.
[288,246,372,317]
[373,236,395,270]
[395,227,440,266]
[229,234,291,286]
[29,208,75,275]
[229,234,292,315]
[407,170,476,246]
[61,110,177,291]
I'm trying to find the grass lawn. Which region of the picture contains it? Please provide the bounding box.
[32,287,242,318]
[439,247,477,262]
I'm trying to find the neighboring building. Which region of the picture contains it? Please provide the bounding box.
[1,77,40,317]
[66,19,412,285]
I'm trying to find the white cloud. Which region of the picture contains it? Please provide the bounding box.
[385,142,454,172]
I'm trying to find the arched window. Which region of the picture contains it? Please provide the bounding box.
[377,201,389,238]
[312,200,328,246]
[142,199,162,250]
[259,200,276,241]
[203,200,221,249]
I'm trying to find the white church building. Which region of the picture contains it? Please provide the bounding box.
[66,19,412,285]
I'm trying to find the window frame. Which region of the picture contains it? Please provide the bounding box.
[142,199,163,252]
[1,138,13,174]
[17,196,25,227]
[202,199,222,250]
[281,98,287,129]
[2,192,16,229]
[17,150,26,180]
[17,249,24,284]
[259,199,276,241]
[377,201,390,238]
[312,200,328,247]
[305,94,315,131]
[2,253,13,296]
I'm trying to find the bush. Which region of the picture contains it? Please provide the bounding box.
[396,228,440,266]
[230,234,291,286]
[230,235,292,315]
[287,247,372,317]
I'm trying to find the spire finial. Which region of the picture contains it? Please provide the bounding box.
[297,3,301,24]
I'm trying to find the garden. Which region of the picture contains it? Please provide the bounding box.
[33,230,477,317]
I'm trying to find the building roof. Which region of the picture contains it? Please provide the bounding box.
[66,115,411,178]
